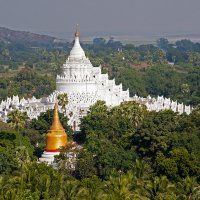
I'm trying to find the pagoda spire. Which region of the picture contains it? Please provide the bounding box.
[50,103,65,131]
[45,103,68,152]
[69,25,86,59]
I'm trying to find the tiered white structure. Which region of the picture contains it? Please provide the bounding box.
[0,29,193,130]
[52,30,129,130]
[56,30,129,106]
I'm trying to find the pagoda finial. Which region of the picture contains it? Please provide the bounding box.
[75,24,79,37]
[50,103,65,131]
[69,24,86,59]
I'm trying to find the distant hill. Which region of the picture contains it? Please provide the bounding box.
[0,27,58,46]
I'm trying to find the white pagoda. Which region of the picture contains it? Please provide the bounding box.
[0,28,193,130]
[56,29,129,107]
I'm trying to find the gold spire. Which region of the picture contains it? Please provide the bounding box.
[75,24,79,37]
[45,103,68,152]
[50,103,65,131]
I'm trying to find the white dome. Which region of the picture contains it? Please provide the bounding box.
[69,36,86,59]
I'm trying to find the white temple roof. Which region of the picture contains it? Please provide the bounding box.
[69,31,86,59]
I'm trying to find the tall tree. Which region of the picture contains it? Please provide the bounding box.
[57,93,68,113]
[176,177,200,200]
[144,176,175,200]
[7,110,29,145]
[7,110,28,131]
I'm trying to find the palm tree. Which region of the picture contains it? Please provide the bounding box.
[133,159,145,179]
[176,177,200,200]
[111,101,146,128]
[7,110,28,130]
[61,180,81,200]
[15,146,30,170]
[7,110,28,145]
[0,175,21,200]
[57,93,68,113]
[143,176,175,200]
[78,177,104,200]
[103,173,135,200]
[132,159,147,190]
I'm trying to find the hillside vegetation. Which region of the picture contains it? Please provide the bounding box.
[0,27,56,45]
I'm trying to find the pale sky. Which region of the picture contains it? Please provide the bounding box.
[0,0,200,38]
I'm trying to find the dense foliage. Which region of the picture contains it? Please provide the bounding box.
[1,101,200,199]
[0,67,55,101]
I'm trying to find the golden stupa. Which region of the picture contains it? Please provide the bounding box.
[46,103,68,152]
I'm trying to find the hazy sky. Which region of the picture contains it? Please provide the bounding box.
[0,0,200,38]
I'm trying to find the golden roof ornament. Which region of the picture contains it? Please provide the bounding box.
[75,24,79,37]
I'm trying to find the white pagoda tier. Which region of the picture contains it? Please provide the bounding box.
[56,30,129,107]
